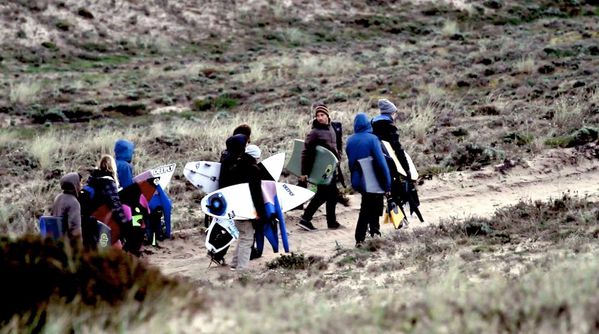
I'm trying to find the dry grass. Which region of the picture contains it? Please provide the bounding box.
[9,80,43,105]
[515,56,536,74]
[441,20,459,36]
[552,96,586,131]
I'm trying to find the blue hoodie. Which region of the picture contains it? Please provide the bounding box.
[346,113,391,193]
[114,139,135,188]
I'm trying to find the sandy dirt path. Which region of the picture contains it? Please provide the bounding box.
[147,151,599,281]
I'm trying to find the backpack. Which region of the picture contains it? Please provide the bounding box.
[79,184,98,217]
[331,121,343,155]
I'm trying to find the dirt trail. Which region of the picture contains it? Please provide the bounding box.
[147,151,599,281]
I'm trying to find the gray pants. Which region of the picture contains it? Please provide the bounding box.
[230,220,254,270]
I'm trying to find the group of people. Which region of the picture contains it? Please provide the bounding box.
[50,97,416,269]
[51,139,156,253]
[296,98,413,248]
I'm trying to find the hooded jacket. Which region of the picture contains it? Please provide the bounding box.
[115,139,135,188]
[86,169,128,225]
[346,113,391,194]
[301,119,339,176]
[52,172,82,241]
[371,114,411,179]
[219,134,266,219]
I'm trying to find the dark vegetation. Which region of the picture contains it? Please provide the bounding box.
[0,235,202,330]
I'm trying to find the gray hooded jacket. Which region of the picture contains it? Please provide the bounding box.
[52,172,82,241]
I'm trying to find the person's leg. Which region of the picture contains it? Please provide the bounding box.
[299,185,327,231]
[302,185,327,221]
[368,194,384,237]
[325,183,339,228]
[233,221,254,270]
[355,194,370,245]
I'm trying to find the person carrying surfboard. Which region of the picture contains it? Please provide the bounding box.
[372,98,424,223]
[346,113,392,247]
[298,103,343,231]
[218,134,266,270]
[51,172,83,247]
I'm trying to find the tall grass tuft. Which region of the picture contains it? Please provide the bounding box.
[403,98,438,143]
[9,80,43,105]
[553,96,585,131]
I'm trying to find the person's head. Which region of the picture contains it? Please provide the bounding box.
[98,154,118,185]
[60,172,82,195]
[312,103,330,125]
[378,98,398,120]
[225,134,248,159]
[233,124,252,142]
[114,139,135,163]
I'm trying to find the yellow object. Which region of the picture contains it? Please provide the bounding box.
[385,200,405,229]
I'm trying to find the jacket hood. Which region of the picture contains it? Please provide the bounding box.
[114,139,135,162]
[225,134,248,158]
[353,113,372,133]
[60,172,81,194]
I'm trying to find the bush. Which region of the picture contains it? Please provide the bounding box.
[0,236,193,326]
[266,252,326,270]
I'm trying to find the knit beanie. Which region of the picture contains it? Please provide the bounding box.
[312,103,330,119]
[378,99,398,115]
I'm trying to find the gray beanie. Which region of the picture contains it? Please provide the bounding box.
[378,99,397,115]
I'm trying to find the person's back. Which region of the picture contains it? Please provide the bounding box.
[114,139,135,188]
[371,98,411,180]
[346,113,391,194]
[346,113,391,247]
[52,172,83,244]
[87,156,128,226]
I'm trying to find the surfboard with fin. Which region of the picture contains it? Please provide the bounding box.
[184,153,285,193]
[201,181,314,220]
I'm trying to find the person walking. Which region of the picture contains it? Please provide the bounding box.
[298,103,342,231]
[52,172,83,247]
[346,113,391,247]
[218,134,266,270]
[372,98,424,223]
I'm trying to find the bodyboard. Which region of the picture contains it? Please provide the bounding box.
[357,157,385,194]
[286,139,338,185]
[381,141,418,180]
[383,199,407,229]
[39,216,63,240]
[133,163,176,190]
[201,182,315,220]
[97,221,112,250]
[91,178,157,245]
[205,218,238,254]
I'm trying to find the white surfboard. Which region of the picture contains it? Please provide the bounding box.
[381,141,418,180]
[184,153,286,193]
[184,161,221,193]
[133,163,176,190]
[200,181,314,220]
